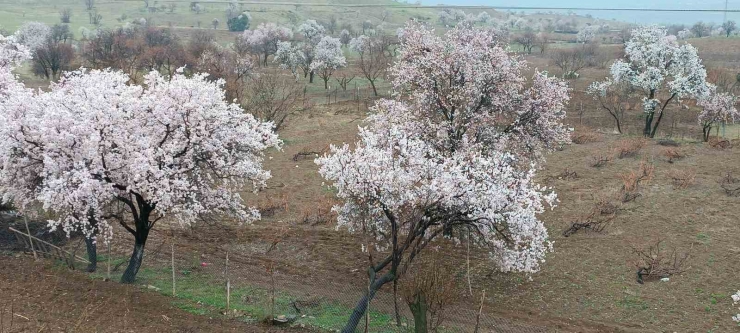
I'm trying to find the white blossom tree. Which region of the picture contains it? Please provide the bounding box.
[594,25,709,138]
[576,25,598,44]
[316,22,570,333]
[0,68,280,283]
[310,36,345,89]
[241,23,293,66]
[14,22,51,51]
[697,85,739,141]
[295,19,326,83]
[274,41,305,79]
[0,34,32,69]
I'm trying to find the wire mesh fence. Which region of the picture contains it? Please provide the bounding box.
[58,225,552,333]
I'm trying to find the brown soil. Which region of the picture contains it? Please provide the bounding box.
[0,254,303,333]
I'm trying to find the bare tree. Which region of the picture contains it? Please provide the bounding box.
[143,0,150,8]
[60,8,72,23]
[212,18,220,29]
[691,21,708,38]
[326,16,337,35]
[381,10,391,22]
[550,47,588,79]
[514,28,537,54]
[168,3,177,13]
[350,35,393,96]
[537,32,550,55]
[722,20,737,37]
[32,25,76,80]
[88,10,102,25]
[334,71,356,91]
[84,0,94,10]
[587,80,636,134]
[243,70,303,131]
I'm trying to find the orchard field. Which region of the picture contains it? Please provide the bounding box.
[1,1,740,333]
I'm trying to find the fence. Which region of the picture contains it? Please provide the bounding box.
[2,220,558,333]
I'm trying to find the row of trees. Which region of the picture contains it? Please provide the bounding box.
[0,20,571,332]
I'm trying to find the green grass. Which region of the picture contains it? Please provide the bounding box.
[87,259,403,332]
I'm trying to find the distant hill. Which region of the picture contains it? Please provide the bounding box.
[419,0,740,24]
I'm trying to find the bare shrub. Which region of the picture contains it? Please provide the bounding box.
[257,194,289,218]
[619,159,654,202]
[292,145,329,162]
[668,169,696,189]
[589,149,613,168]
[571,127,602,144]
[243,70,303,131]
[719,172,740,196]
[547,168,578,181]
[562,195,619,237]
[550,47,588,79]
[657,139,680,147]
[708,137,732,149]
[614,138,647,158]
[400,252,461,333]
[662,147,685,163]
[300,199,336,225]
[631,240,690,284]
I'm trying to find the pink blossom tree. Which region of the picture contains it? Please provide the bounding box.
[316,22,570,333]
[310,36,345,89]
[241,22,293,66]
[698,85,739,141]
[596,25,710,138]
[0,68,280,283]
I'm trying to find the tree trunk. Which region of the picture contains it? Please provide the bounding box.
[309,71,315,83]
[643,112,654,137]
[342,272,393,333]
[408,293,428,333]
[84,237,97,272]
[324,78,329,89]
[650,111,666,138]
[264,53,269,66]
[121,228,150,284]
[369,80,378,97]
[393,279,402,327]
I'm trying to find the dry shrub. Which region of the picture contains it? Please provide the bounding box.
[400,252,461,332]
[293,145,329,162]
[668,169,696,189]
[708,137,732,150]
[657,139,680,147]
[562,195,620,237]
[662,148,685,163]
[719,172,740,196]
[547,168,579,181]
[299,199,336,225]
[571,127,602,144]
[589,149,613,168]
[614,138,647,158]
[631,239,690,284]
[619,159,654,202]
[257,194,289,218]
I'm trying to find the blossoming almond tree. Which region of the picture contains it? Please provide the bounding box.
[596,25,710,138]
[310,36,346,89]
[0,68,280,283]
[698,85,740,141]
[241,23,293,66]
[316,22,570,333]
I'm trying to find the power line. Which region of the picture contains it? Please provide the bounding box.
[106,1,740,13]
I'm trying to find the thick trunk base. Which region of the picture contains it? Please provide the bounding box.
[85,237,97,273]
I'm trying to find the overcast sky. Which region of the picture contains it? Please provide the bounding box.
[418,0,740,24]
